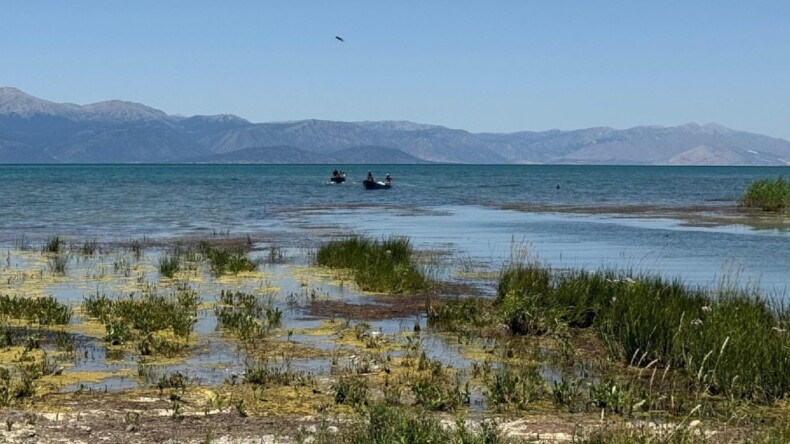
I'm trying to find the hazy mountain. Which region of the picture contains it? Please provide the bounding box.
[184,145,336,164]
[330,145,432,164]
[2,87,790,165]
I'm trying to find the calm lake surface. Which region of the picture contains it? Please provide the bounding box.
[1,164,789,294]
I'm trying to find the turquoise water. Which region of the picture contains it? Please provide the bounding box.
[1,164,789,293]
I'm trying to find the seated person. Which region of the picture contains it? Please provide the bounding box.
[384,174,392,185]
[366,171,374,182]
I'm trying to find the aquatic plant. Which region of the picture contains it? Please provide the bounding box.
[496,263,790,403]
[316,236,430,294]
[47,253,70,275]
[158,253,180,278]
[741,176,790,212]
[427,297,497,331]
[329,404,512,444]
[42,235,64,253]
[484,363,547,411]
[14,235,31,251]
[82,285,198,354]
[79,238,98,256]
[200,244,257,275]
[0,295,72,325]
[215,290,282,342]
[332,375,369,407]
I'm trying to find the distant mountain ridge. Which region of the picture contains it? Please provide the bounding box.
[2,86,790,165]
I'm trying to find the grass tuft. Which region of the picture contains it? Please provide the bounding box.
[741,176,790,212]
[316,236,430,294]
[496,263,790,404]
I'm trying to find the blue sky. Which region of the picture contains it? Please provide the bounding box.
[2,1,789,138]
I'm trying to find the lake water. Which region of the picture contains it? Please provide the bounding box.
[1,164,789,294]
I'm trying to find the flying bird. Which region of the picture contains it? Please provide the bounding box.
[335,36,344,42]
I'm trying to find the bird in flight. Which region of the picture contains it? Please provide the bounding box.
[335,36,344,42]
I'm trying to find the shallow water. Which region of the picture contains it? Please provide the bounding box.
[2,164,788,294]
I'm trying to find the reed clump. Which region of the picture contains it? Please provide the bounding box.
[316,236,430,294]
[496,263,790,403]
[741,176,790,212]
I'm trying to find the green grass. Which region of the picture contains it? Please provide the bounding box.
[47,253,70,275]
[316,236,430,294]
[741,176,790,212]
[215,290,282,342]
[83,284,198,354]
[496,263,790,404]
[0,295,72,325]
[200,244,257,276]
[322,404,512,444]
[41,235,64,253]
[158,253,180,278]
[243,359,312,387]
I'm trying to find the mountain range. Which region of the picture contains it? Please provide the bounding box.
[2,86,789,165]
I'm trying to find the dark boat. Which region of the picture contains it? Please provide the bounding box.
[363,179,391,190]
[330,170,346,183]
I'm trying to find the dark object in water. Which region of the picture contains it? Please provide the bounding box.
[330,170,346,183]
[363,179,391,190]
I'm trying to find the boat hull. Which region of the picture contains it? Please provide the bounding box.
[363,180,391,190]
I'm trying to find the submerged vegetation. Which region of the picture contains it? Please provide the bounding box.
[741,176,790,212]
[316,236,431,293]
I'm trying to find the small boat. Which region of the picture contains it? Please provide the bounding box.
[330,170,346,183]
[363,179,391,190]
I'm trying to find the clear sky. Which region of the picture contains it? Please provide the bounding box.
[2,1,789,138]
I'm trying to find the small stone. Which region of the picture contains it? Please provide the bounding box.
[126,424,138,433]
[326,426,339,434]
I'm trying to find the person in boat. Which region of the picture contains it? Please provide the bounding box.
[332,169,339,177]
[366,171,374,182]
[384,174,392,185]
